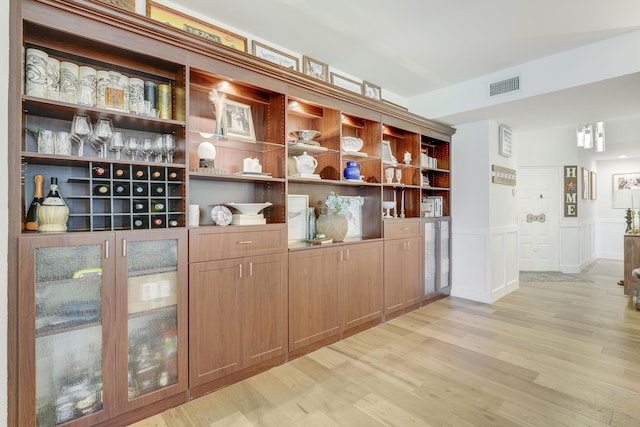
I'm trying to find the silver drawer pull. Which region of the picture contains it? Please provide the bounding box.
[237,240,253,244]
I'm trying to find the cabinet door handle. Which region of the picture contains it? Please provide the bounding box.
[122,239,127,257]
[239,263,243,278]
[406,241,410,251]
[345,250,350,261]
[403,241,407,251]
[401,227,409,231]
[237,240,253,245]
[104,240,109,259]
[249,262,253,277]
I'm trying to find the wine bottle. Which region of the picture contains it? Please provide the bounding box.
[37,177,69,232]
[168,219,178,227]
[113,183,129,195]
[168,171,178,180]
[152,217,163,227]
[93,185,110,196]
[151,202,165,212]
[151,170,161,179]
[115,168,126,177]
[25,174,44,231]
[133,218,145,229]
[92,166,106,177]
[133,200,146,212]
[133,184,147,195]
[151,184,164,195]
[135,169,145,179]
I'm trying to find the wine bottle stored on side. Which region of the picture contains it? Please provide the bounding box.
[93,184,110,196]
[113,182,130,196]
[133,200,147,212]
[168,218,179,227]
[167,171,179,180]
[25,174,44,231]
[150,201,165,212]
[114,167,128,178]
[132,183,148,196]
[92,166,107,178]
[133,216,147,229]
[150,170,162,179]
[151,184,164,195]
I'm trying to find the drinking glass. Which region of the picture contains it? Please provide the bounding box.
[92,118,113,158]
[163,134,175,163]
[109,131,124,160]
[385,167,394,183]
[70,114,92,157]
[395,168,403,184]
[126,136,140,161]
[140,138,153,162]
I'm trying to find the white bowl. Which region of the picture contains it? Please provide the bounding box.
[382,201,396,210]
[341,136,364,152]
[226,202,273,215]
[289,130,321,141]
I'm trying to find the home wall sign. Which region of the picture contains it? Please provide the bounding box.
[564,165,578,217]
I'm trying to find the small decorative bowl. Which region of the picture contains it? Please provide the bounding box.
[341,136,364,152]
[226,202,273,215]
[289,130,321,141]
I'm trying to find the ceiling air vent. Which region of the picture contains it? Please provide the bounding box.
[489,75,520,97]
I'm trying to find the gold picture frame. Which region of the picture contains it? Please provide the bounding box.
[302,56,328,81]
[252,41,299,71]
[146,1,247,52]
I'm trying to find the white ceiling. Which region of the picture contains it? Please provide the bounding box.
[174,0,640,134]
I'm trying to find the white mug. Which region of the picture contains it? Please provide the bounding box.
[25,48,48,98]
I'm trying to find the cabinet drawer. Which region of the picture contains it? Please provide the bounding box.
[383,219,421,239]
[189,225,287,262]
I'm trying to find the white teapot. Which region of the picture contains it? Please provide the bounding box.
[293,151,318,174]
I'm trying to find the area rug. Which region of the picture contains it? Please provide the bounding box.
[519,271,591,282]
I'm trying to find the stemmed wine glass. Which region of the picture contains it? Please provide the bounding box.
[109,131,124,160]
[153,135,164,162]
[140,138,153,162]
[92,118,113,159]
[125,136,140,161]
[70,114,92,157]
[163,134,176,163]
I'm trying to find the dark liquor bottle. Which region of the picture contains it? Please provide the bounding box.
[152,217,163,227]
[25,174,44,231]
[168,219,179,227]
[93,184,110,196]
[133,217,145,229]
[133,200,146,212]
[113,183,129,195]
[133,184,147,196]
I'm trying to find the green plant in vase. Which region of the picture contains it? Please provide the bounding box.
[317,191,364,242]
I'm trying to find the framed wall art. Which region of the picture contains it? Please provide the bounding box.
[287,195,308,242]
[222,99,255,141]
[330,72,362,94]
[252,41,299,71]
[612,172,640,208]
[340,196,363,237]
[363,81,381,101]
[147,2,247,51]
[499,124,512,157]
[590,171,597,200]
[302,56,328,81]
[582,167,590,200]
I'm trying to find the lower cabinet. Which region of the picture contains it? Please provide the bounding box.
[188,226,288,393]
[424,217,451,301]
[383,219,422,318]
[289,240,383,354]
[18,229,188,427]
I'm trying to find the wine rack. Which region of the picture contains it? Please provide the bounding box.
[53,161,185,231]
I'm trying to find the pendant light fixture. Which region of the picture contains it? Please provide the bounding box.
[576,122,605,152]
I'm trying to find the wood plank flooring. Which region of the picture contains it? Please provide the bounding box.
[131,260,640,426]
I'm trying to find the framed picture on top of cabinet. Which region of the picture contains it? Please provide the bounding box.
[330,72,362,94]
[222,99,256,141]
[302,56,328,81]
[287,195,308,242]
[147,1,247,51]
[590,171,597,200]
[363,81,381,101]
[252,41,299,71]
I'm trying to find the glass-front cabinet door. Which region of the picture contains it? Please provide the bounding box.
[115,229,188,413]
[423,217,452,301]
[19,232,116,427]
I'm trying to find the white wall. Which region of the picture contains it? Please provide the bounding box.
[450,120,519,303]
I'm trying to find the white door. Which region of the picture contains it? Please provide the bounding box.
[518,167,560,271]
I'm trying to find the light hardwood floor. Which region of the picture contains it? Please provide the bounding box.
[131,260,640,426]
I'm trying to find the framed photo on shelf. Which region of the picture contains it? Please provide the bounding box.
[222,99,256,141]
[302,56,328,81]
[287,195,308,242]
[582,167,590,200]
[252,41,299,71]
[363,81,381,101]
[590,171,597,200]
[146,1,247,51]
[330,72,362,94]
[340,196,363,237]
